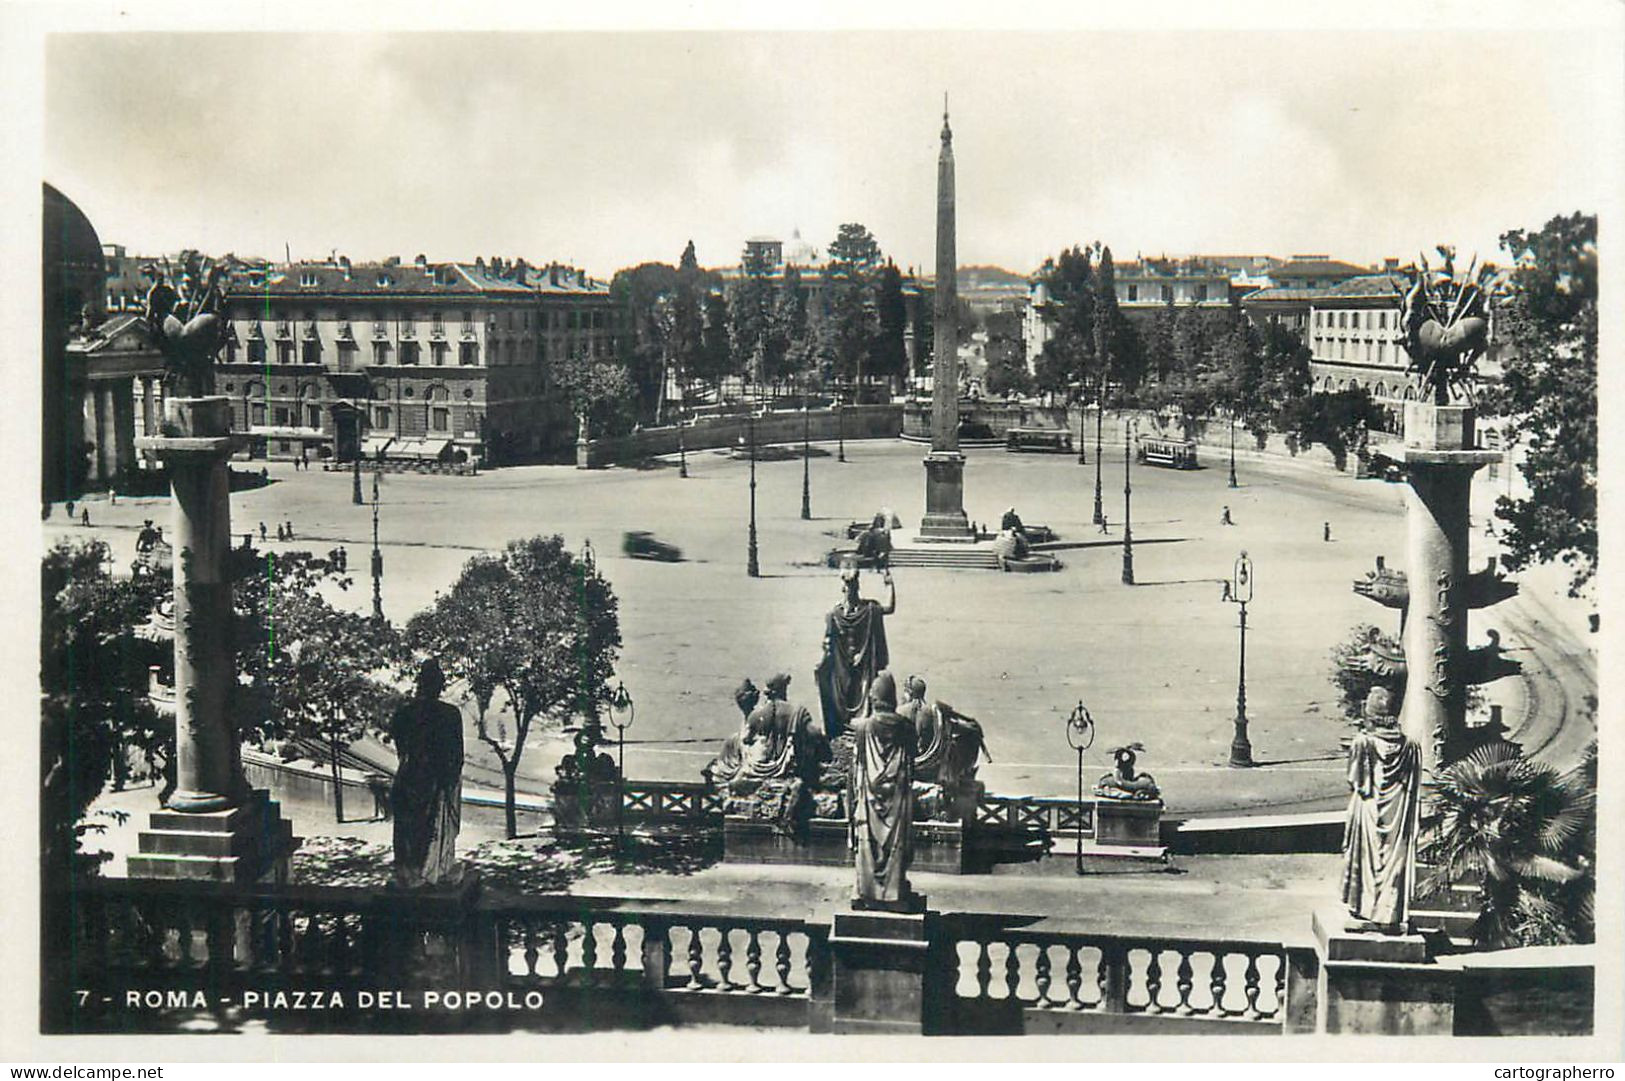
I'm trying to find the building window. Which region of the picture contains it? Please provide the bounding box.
[375,406,392,428]
[276,341,294,365]
[274,406,290,426]
[431,341,449,366]
[251,403,267,425]
[336,340,357,372]
[1126,285,1139,302]
[432,408,450,432]
[1196,284,1209,302]
[301,340,320,364]
[432,311,443,330]
[1160,285,1172,303]
[307,405,322,428]
[400,341,421,365]
[373,342,390,366]
[460,341,479,365]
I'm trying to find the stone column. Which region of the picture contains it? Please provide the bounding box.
[1394,402,1500,772]
[140,377,157,441]
[97,383,118,483]
[81,385,101,483]
[130,397,299,882]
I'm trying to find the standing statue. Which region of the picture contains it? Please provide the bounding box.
[1396,251,1493,405]
[815,564,895,739]
[390,659,466,888]
[901,675,989,800]
[143,251,232,398]
[849,671,919,908]
[1340,687,1422,928]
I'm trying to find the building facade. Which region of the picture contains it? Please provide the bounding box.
[218,256,621,465]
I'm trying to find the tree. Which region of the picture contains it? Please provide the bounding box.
[609,262,680,424]
[870,262,910,388]
[238,553,402,822]
[1091,246,1144,398]
[1251,320,1313,447]
[1483,212,1597,597]
[407,536,621,838]
[826,224,883,396]
[670,240,706,409]
[983,354,1035,399]
[826,223,882,276]
[555,348,635,437]
[1281,387,1385,471]
[1035,245,1095,395]
[694,289,734,389]
[1423,740,1595,947]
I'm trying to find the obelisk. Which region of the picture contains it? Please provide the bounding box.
[920,98,971,539]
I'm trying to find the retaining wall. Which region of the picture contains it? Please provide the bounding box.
[578,404,902,468]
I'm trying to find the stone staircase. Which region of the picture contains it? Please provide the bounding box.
[128,788,301,883]
[886,545,1002,570]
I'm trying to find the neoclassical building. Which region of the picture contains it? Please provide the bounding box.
[217,256,623,465]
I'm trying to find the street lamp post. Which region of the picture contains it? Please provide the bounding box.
[1092,393,1105,524]
[352,452,363,505]
[370,449,384,622]
[609,680,635,851]
[1228,414,1239,489]
[1225,550,1255,767]
[744,415,760,578]
[836,399,846,463]
[1064,701,1096,875]
[1121,417,1135,585]
[801,377,812,520]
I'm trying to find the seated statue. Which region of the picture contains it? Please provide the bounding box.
[739,672,823,785]
[900,675,989,804]
[708,673,828,836]
[703,679,761,788]
[854,511,893,568]
[1000,507,1027,537]
[1095,743,1160,801]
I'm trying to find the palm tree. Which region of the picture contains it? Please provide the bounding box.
[1422,740,1595,947]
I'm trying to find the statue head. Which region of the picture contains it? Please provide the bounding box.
[765,672,792,699]
[734,678,760,716]
[904,675,927,701]
[840,561,861,600]
[416,658,446,700]
[869,670,898,713]
[1362,686,1397,725]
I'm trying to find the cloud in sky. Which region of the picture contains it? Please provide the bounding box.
[44,28,1617,276]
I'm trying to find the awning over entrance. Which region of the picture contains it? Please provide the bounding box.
[360,436,395,459]
[387,438,452,461]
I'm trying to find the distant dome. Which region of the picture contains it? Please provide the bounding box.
[784,227,821,267]
[43,182,105,327]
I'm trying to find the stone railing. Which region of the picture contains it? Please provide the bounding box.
[935,912,1306,1035]
[974,793,1093,836]
[578,404,902,468]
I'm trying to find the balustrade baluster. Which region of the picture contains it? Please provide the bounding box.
[1034,945,1052,1007]
[1004,941,1022,1001]
[716,926,735,989]
[687,925,705,989]
[1210,951,1230,1017]
[1066,945,1084,1010]
[775,933,793,995]
[1243,952,1263,1019]
[551,921,569,980]
[1174,951,1195,1016]
[745,930,764,993]
[1273,954,1286,1019]
[176,907,196,968]
[277,909,295,973]
[522,923,540,978]
[974,940,993,999]
[1143,950,1164,1014]
[140,902,167,970]
[581,920,599,984]
[611,922,627,975]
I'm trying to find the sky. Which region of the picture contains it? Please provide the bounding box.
[42,25,1621,279]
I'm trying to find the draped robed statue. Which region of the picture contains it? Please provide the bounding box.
[816,564,896,740]
[1340,687,1422,928]
[849,671,920,908]
[390,659,466,888]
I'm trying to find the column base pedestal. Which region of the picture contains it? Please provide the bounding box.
[829,906,933,1034]
[128,788,300,884]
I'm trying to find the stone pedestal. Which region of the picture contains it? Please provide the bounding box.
[919,451,971,539]
[1393,403,1501,771]
[1311,906,1454,1034]
[829,907,933,1034]
[1090,798,1167,858]
[132,397,297,883]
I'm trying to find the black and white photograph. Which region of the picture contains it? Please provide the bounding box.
[10,0,1621,1061]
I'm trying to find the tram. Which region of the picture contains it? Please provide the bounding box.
[1137,435,1200,470]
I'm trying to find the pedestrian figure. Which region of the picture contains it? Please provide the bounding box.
[241,533,252,549]
[259,522,268,541]
[286,520,295,540]
[1221,580,1232,602]
[1098,514,1108,534]
[81,508,90,527]
[1324,521,1332,542]
[276,524,286,542]
[66,501,75,519]
[1221,505,1233,526]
